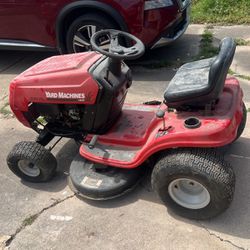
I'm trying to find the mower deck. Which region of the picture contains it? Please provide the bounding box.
[69,154,145,200]
[80,78,243,168]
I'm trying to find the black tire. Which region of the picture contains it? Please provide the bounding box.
[234,102,247,142]
[66,14,117,53]
[7,141,57,183]
[151,148,235,220]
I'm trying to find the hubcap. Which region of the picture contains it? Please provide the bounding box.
[18,159,40,177]
[73,25,110,52]
[168,178,210,209]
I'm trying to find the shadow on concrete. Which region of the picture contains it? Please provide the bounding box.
[131,33,201,66]
[0,33,201,75]
[0,50,57,75]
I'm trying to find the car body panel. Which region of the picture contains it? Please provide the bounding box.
[0,0,190,51]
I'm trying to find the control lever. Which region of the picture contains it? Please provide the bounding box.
[156,109,166,130]
[88,135,99,149]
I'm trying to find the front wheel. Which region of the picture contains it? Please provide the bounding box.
[7,141,57,183]
[151,148,235,220]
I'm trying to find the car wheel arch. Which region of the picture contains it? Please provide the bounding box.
[56,1,129,53]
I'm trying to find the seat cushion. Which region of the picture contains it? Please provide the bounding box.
[164,58,215,106]
[164,37,236,109]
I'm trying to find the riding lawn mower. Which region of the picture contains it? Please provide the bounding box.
[7,30,247,220]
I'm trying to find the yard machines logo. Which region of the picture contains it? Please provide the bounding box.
[45,91,85,102]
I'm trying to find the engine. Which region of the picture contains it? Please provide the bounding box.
[32,103,84,133]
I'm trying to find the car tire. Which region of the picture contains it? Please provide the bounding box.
[151,148,235,220]
[7,141,57,183]
[66,14,117,53]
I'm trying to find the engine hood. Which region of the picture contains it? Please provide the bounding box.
[10,52,102,112]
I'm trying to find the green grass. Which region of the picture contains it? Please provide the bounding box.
[142,59,182,69]
[229,68,250,81]
[235,38,250,46]
[192,0,250,24]
[22,214,39,227]
[195,29,219,59]
[0,102,11,116]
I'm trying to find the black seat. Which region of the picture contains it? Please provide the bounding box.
[164,37,236,108]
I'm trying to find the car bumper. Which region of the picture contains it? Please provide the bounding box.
[151,4,190,49]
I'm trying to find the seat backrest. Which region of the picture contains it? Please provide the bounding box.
[208,37,236,100]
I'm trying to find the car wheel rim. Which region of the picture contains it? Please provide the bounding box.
[18,159,40,177]
[168,178,210,209]
[73,25,110,53]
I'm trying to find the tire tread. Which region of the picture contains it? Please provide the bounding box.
[7,141,57,182]
[151,148,235,219]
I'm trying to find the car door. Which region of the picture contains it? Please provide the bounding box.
[0,0,17,39]
[0,0,56,47]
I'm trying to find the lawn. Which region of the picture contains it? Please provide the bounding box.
[192,0,250,24]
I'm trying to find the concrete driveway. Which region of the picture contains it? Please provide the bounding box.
[0,25,250,250]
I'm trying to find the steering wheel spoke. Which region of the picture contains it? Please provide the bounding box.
[110,33,124,54]
[122,46,139,55]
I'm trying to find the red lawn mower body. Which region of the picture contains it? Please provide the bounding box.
[80,80,243,169]
[9,52,244,169]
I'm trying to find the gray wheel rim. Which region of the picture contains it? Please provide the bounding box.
[18,159,40,177]
[168,178,210,209]
[73,25,110,52]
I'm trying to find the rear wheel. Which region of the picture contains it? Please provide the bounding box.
[7,141,57,183]
[234,102,247,142]
[66,14,117,53]
[151,148,235,220]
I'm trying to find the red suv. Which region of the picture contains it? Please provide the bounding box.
[0,0,190,53]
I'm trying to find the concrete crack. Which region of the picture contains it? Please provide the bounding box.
[5,194,75,248]
[199,222,245,250]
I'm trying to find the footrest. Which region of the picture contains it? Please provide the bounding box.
[83,143,140,162]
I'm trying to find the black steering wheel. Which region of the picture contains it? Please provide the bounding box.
[90,29,145,60]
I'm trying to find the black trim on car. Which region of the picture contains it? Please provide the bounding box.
[150,5,190,49]
[0,39,55,51]
[56,1,129,53]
